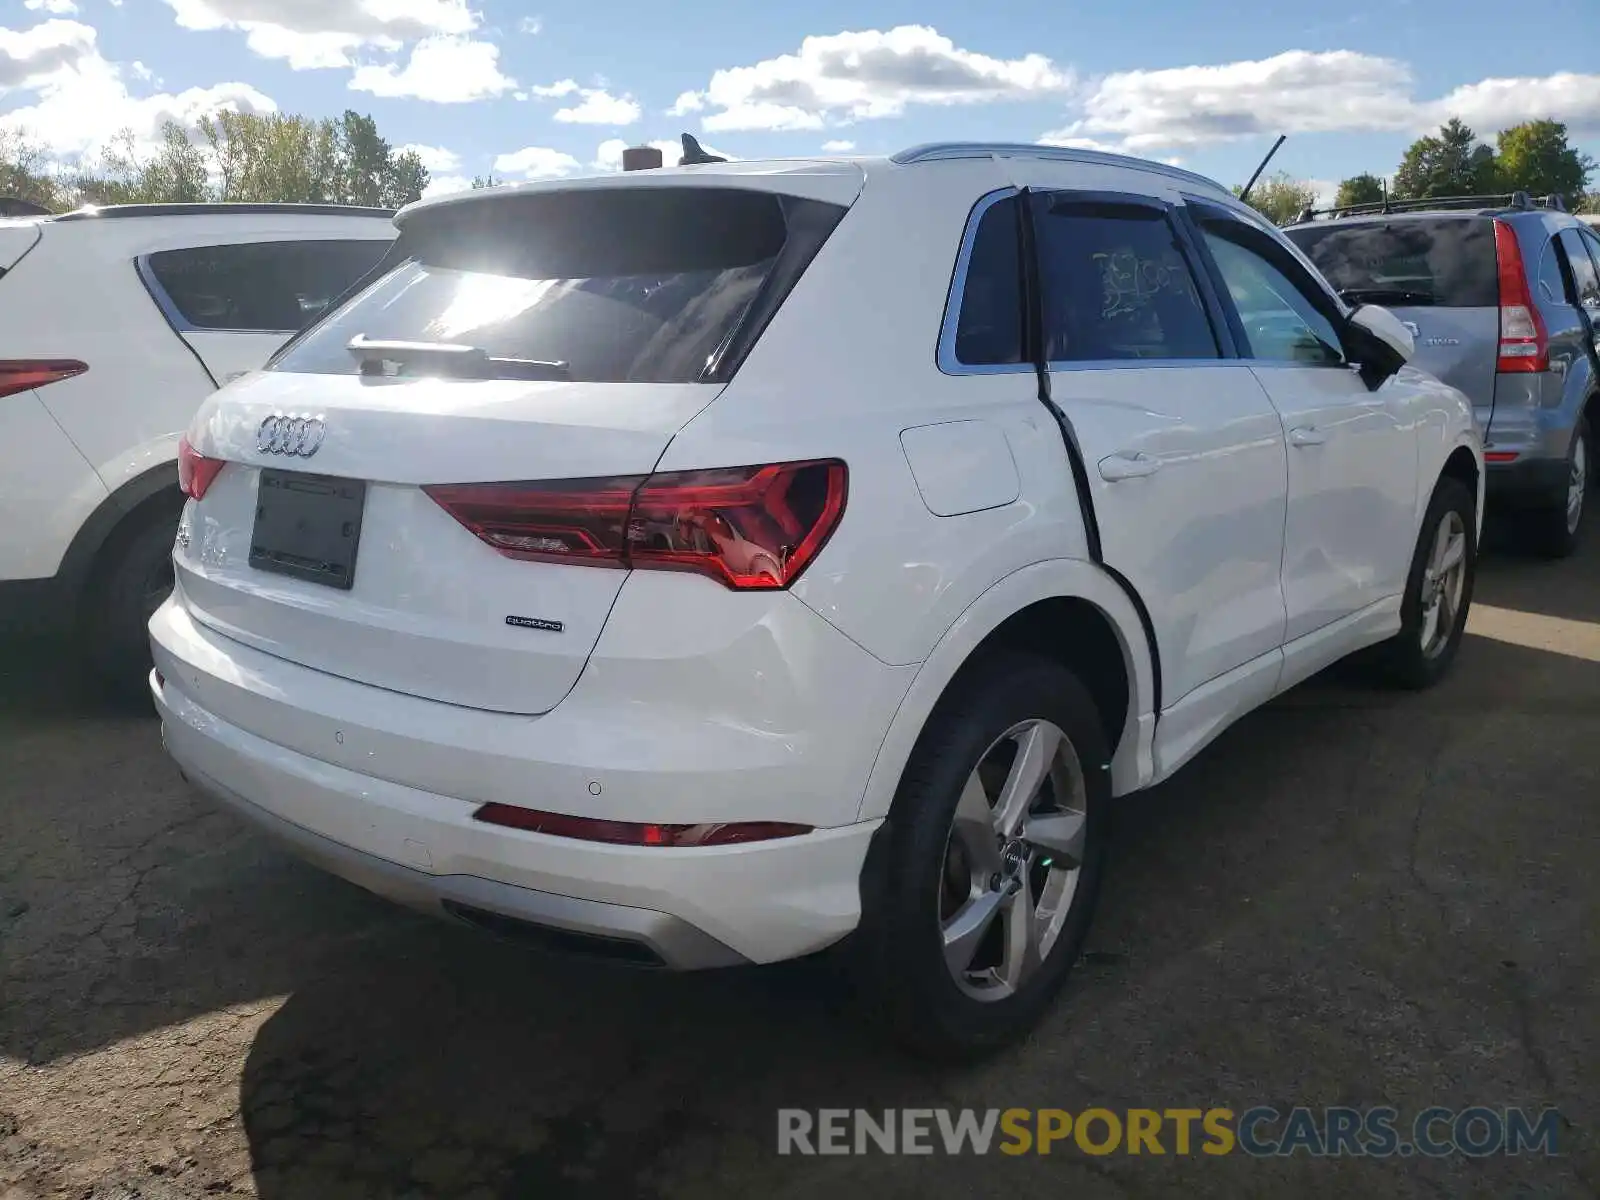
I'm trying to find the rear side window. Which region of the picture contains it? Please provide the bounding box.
[1284,219,1497,307]
[952,196,1024,366]
[146,239,391,332]
[272,188,848,384]
[1033,198,1219,362]
[1558,229,1600,310]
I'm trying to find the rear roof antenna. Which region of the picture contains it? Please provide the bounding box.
[679,133,727,166]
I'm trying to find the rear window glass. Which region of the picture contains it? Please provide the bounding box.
[273,188,847,384]
[952,196,1024,366]
[146,239,391,332]
[1284,219,1497,307]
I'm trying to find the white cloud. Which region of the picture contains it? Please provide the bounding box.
[517,15,541,34]
[493,144,581,179]
[421,172,471,197]
[0,18,97,90]
[0,23,274,161]
[678,24,1072,133]
[554,88,638,125]
[592,137,735,171]
[24,0,79,15]
[526,79,640,125]
[161,0,476,70]
[398,142,459,172]
[820,138,854,152]
[130,60,156,83]
[348,34,513,103]
[1058,51,1416,152]
[1045,51,1600,153]
[1433,73,1600,136]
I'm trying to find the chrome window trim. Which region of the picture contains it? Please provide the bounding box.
[936,187,1028,377]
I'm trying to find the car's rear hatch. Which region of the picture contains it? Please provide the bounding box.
[174,170,860,714]
[1286,216,1500,410]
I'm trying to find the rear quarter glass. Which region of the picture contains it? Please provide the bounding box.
[1284,218,1498,307]
[271,187,848,384]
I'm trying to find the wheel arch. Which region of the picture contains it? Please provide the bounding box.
[854,559,1157,823]
[57,459,183,607]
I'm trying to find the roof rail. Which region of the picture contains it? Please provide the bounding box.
[53,201,396,223]
[1290,190,1571,224]
[0,196,53,218]
[890,141,1226,193]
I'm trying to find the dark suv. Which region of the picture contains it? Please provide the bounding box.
[1286,193,1599,556]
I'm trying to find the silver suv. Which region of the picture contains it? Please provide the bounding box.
[1286,194,1599,556]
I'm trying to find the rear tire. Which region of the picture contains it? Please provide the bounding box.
[1370,476,1476,690]
[80,502,181,706]
[1522,417,1589,560]
[849,653,1110,1061]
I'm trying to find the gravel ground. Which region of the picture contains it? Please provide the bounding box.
[2,526,1597,1199]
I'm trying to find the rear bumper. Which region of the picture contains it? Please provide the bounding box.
[170,744,750,969]
[149,585,901,966]
[1484,455,1570,505]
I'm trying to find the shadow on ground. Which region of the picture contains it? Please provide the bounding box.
[1,535,1596,1198]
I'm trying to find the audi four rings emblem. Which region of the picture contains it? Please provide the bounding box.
[256,414,326,458]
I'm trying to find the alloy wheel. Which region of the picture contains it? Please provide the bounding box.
[1568,433,1588,536]
[1419,509,1468,659]
[938,719,1088,1002]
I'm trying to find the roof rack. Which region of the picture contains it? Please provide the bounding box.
[0,196,53,218]
[1291,190,1569,224]
[891,141,1225,193]
[52,201,396,223]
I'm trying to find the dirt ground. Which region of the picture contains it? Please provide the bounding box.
[2,525,1597,1199]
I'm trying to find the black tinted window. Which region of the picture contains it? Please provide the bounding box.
[952,196,1023,366]
[1201,221,1345,365]
[147,239,391,332]
[1559,229,1600,309]
[1033,199,1218,362]
[274,189,846,384]
[1285,219,1497,307]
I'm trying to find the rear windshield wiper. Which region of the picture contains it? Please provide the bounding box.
[1336,287,1436,307]
[346,334,570,381]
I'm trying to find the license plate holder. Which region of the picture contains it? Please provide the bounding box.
[249,468,366,590]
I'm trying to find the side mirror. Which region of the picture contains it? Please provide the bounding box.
[1345,303,1414,389]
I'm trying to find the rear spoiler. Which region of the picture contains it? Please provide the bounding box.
[263,233,411,371]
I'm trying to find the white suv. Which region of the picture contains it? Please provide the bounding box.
[0,202,396,689]
[149,146,1483,1057]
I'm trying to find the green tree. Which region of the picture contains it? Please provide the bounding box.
[1494,120,1596,204]
[470,173,502,189]
[1393,118,1499,199]
[332,110,427,207]
[1233,172,1319,225]
[1335,173,1386,208]
[0,128,68,212]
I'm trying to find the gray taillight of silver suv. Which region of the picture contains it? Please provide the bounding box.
[1286,199,1600,557]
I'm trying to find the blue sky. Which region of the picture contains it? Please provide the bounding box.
[3,0,1598,202]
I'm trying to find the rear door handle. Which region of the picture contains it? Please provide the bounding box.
[1098,451,1162,481]
[1288,426,1326,447]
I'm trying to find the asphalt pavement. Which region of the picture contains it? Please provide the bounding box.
[2,523,1597,1199]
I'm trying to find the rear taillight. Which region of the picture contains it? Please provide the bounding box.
[473,802,812,847]
[0,359,87,401]
[1494,219,1548,374]
[425,459,847,590]
[177,435,225,500]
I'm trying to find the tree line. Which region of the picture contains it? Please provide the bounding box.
[1,109,429,212]
[4,108,1597,224]
[1234,117,1598,225]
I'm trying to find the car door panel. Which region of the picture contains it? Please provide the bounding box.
[1052,363,1289,703]
[1190,204,1419,644]
[1018,184,1290,708]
